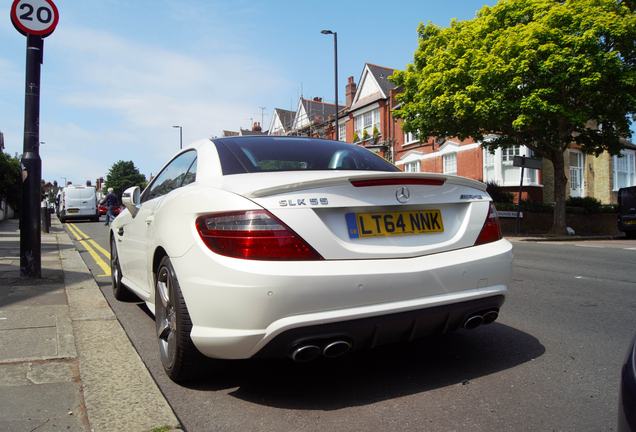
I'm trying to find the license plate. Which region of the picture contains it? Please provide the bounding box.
[67,210,79,214]
[626,220,636,225]
[346,210,444,239]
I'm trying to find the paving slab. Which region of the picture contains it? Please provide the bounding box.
[0,218,181,431]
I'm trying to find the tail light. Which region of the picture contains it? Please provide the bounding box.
[196,210,323,261]
[351,178,444,187]
[474,202,503,246]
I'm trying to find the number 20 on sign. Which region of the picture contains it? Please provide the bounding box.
[10,0,59,38]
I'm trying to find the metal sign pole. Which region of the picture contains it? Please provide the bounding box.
[20,33,43,277]
[512,154,542,237]
[11,0,59,278]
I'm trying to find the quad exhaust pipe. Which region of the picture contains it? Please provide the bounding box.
[289,339,352,362]
[463,310,499,330]
[289,310,500,361]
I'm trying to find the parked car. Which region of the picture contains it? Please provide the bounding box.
[109,136,513,382]
[98,204,121,216]
[619,331,636,432]
[58,185,99,223]
[617,186,636,239]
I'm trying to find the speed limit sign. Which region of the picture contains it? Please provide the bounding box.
[10,0,59,38]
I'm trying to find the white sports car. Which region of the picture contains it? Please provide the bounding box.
[110,136,513,382]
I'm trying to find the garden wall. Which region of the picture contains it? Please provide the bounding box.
[499,212,619,235]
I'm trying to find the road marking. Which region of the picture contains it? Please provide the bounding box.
[69,224,110,257]
[68,223,111,277]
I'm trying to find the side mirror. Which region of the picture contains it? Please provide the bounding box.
[122,186,141,217]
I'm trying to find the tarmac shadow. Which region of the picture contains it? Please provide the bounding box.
[183,322,545,410]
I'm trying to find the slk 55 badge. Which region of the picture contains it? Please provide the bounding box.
[279,198,328,206]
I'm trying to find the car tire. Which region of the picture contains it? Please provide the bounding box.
[110,236,136,301]
[626,231,636,240]
[155,256,206,382]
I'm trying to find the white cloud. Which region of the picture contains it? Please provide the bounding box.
[15,24,290,183]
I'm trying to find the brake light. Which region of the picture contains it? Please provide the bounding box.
[350,178,445,187]
[474,202,503,246]
[196,210,323,260]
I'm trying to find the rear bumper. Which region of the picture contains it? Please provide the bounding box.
[190,288,507,360]
[252,292,505,359]
[177,238,513,360]
[61,211,98,221]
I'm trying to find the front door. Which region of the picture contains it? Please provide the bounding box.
[570,151,584,198]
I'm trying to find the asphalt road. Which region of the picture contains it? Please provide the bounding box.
[64,218,636,432]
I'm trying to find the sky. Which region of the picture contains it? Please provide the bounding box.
[0,0,502,186]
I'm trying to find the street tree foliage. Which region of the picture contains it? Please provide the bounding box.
[0,152,21,213]
[390,0,636,235]
[105,160,147,198]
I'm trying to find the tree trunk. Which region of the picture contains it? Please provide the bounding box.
[549,150,568,236]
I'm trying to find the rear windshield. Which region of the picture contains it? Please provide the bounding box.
[214,136,399,175]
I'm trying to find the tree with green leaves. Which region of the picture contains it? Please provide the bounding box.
[0,152,21,214]
[105,160,147,199]
[390,0,636,235]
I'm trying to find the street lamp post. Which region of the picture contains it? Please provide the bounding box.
[60,177,67,187]
[321,30,338,141]
[173,125,183,149]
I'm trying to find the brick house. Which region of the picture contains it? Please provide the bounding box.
[541,139,636,205]
[268,108,296,136]
[268,62,635,206]
[290,97,344,139]
[330,64,398,159]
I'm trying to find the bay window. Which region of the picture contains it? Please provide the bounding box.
[354,108,380,141]
[483,145,538,186]
[614,150,636,190]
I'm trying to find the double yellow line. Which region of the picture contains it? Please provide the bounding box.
[67,223,111,277]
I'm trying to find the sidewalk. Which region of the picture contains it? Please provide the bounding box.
[505,233,626,242]
[0,217,181,432]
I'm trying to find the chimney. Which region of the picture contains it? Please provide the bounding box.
[253,122,262,132]
[313,97,322,102]
[346,76,357,107]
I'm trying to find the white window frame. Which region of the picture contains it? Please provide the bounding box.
[404,161,420,172]
[338,123,346,142]
[483,145,539,186]
[569,150,584,197]
[353,108,380,140]
[614,149,636,190]
[443,153,457,175]
[404,131,418,145]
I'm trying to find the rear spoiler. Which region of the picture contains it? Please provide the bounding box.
[247,172,486,198]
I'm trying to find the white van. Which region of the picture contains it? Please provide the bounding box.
[59,185,99,223]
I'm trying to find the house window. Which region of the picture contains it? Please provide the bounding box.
[443,153,457,175]
[484,150,495,182]
[404,131,418,145]
[404,161,420,172]
[354,108,380,140]
[614,150,636,190]
[502,146,522,184]
[338,123,346,142]
[483,145,538,186]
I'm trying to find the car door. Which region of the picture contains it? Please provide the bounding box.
[124,151,198,293]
